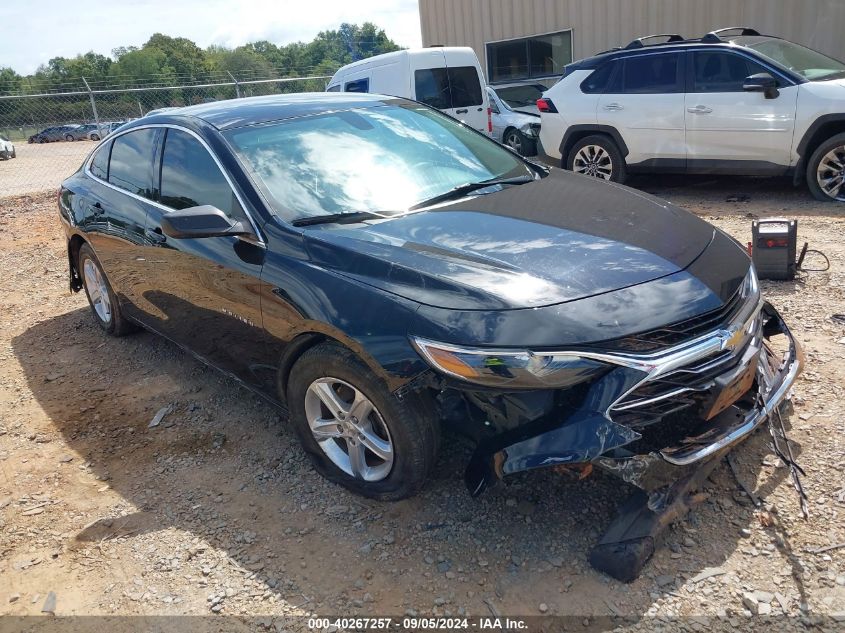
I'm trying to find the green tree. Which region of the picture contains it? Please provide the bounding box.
[0,67,21,95]
[144,33,210,79]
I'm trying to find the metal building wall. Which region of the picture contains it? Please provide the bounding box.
[419,0,845,78]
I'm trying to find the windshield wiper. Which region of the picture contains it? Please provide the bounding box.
[409,175,534,210]
[291,211,388,227]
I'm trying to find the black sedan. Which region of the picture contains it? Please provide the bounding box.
[58,93,802,579]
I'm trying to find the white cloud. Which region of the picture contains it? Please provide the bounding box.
[0,0,422,75]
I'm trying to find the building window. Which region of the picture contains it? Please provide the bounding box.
[487,31,572,83]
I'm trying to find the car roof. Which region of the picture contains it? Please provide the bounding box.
[148,92,402,131]
[570,29,783,70]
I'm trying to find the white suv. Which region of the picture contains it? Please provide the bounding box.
[538,28,845,202]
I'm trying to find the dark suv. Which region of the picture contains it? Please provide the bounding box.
[538,27,845,201]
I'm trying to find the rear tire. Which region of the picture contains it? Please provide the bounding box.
[566,134,627,184]
[287,342,439,501]
[806,132,845,202]
[78,243,136,336]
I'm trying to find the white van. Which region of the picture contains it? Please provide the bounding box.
[327,47,491,136]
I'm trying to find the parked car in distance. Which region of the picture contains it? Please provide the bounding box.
[28,125,82,143]
[538,27,845,201]
[486,86,540,155]
[0,134,15,159]
[489,82,547,114]
[327,47,491,136]
[89,121,126,141]
[59,93,801,579]
[65,124,98,141]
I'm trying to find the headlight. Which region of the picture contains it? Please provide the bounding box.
[410,337,609,389]
[520,122,540,137]
[740,264,759,302]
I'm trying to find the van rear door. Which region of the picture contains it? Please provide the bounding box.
[411,48,490,135]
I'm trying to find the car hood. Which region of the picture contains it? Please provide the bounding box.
[511,105,540,116]
[304,170,717,310]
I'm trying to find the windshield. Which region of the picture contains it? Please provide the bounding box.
[744,39,845,80]
[226,103,531,221]
[493,84,546,108]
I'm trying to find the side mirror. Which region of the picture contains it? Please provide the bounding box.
[160,205,250,239]
[743,73,780,99]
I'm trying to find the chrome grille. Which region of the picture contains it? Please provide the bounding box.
[609,311,763,429]
[597,287,746,352]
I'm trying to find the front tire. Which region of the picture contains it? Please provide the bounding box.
[65,134,74,142]
[566,134,627,184]
[807,132,845,202]
[78,243,136,336]
[287,342,439,501]
[504,128,536,157]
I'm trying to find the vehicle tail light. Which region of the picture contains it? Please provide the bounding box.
[536,98,558,113]
[487,107,493,134]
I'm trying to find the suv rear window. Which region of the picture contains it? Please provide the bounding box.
[619,53,682,94]
[581,62,618,93]
[414,66,482,109]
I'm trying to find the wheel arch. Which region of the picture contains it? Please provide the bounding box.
[560,125,629,167]
[275,328,427,404]
[67,233,87,292]
[795,115,845,184]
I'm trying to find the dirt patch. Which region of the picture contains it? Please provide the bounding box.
[0,141,93,197]
[0,181,843,628]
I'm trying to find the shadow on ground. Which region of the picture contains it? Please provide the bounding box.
[11,306,798,627]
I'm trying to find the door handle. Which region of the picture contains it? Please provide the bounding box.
[455,108,468,114]
[603,103,624,111]
[687,105,713,114]
[145,227,167,244]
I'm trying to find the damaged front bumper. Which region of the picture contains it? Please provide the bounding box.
[462,301,802,495]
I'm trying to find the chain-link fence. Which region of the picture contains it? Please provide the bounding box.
[0,75,332,197]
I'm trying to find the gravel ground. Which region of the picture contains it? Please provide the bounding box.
[0,179,844,632]
[0,141,93,197]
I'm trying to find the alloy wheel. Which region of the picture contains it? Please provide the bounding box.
[816,145,845,201]
[83,258,112,324]
[304,377,394,481]
[573,144,613,180]
[505,132,523,154]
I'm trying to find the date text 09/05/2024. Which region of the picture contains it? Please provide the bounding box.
[307,617,529,630]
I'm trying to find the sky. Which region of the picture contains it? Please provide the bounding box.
[0,0,423,74]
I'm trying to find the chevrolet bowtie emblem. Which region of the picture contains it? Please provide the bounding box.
[723,328,745,351]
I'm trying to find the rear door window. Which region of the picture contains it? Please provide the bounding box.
[344,78,369,93]
[89,140,111,180]
[414,66,483,109]
[159,128,244,220]
[620,53,682,94]
[108,129,157,197]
